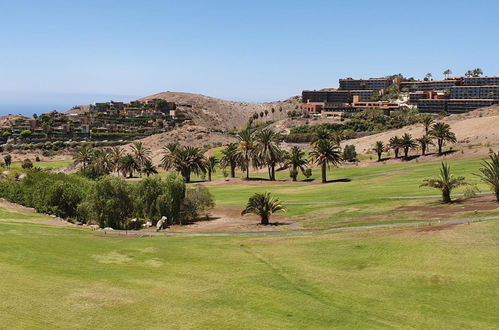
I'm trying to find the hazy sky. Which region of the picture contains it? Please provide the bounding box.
[1,0,499,115]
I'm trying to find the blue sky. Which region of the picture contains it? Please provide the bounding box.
[1,0,498,115]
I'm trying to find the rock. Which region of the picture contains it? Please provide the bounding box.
[103,227,114,231]
[75,221,83,226]
[156,216,167,231]
[89,225,99,231]
[146,221,152,228]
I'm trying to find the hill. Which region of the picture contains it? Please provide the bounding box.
[139,91,300,130]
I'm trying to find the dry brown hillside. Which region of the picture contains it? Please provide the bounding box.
[139,91,301,130]
[341,105,499,155]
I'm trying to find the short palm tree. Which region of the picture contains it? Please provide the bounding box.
[161,145,206,183]
[430,122,456,155]
[73,145,93,171]
[220,143,239,178]
[420,162,467,203]
[205,156,219,181]
[285,146,308,181]
[89,149,112,176]
[400,133,417,158]
[475,152,499,202]
[389,136,402,158]
[241,192,286,225]
[309,139,342,183]
[417,135,433,156]
[142,159,158,177]
[420,114,434,135]
[161,143,179,170]
[130,141,152,174]
[119,154,140,178]
[237,128,255,180]
[254,129,284,181]
[373,141,384,161]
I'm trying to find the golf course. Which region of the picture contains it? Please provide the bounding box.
[1,156,498,328]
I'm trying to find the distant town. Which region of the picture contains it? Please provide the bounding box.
[301,70,499,117]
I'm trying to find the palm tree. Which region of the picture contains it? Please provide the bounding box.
[109,146,125,173]
[285,146,308,181]
[220,143,239,178]
[237,128,255,180]
[443,69,452,79]
[205,156,219,181]
[73,145,93,171]
[400,133,417,158]
[475,152,499,202]
[430,122,456,155]
[373,141,384,161]
[142,159,158,177]
[130,141,152,174]
[472,68,483,77]
[420,114,434,134]
[161,143,179,170]
[424,73,433,81]
[309,139,342,183]
[241,192,286,225]
[161,145,206,183]
[420,162,467,203]
[119,154,140,178]
[389,136,402,158]
[254,129,284,181]
[89,149,112,176]
[271,107,275,120]
[312,128,331,145]
[417,135,433,156]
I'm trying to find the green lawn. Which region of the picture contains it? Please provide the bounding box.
[10,159,72,170]
[0,206,498,328]
[207,157,497,229]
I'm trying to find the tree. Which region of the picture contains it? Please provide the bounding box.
[241,192,286,225]
[205,156,219,181]
[22,159,33,169]
[373,141,384,161]
[90,176,134,228]
[424,73,433,81]
[430,122,456,155]
[254,129,283,181]
[465,70,473,78]
[443,69,452,79]
[142,159,158,177]
[220,143,239,178]
[342,144,357,162]
[285,146,308,181]
[20,130,32,140]
[309,139,342,183]
[130,141,152,175]
[237,128,255,180]
[389,136,402,158]
[109,146,125,173]
[73,145,93,171]
[119,154,139,178]
[3,154,12,168]
[400,133,417,158]
[475,152,499,202]
[420,114,434,134]
[161,145,206,183]
[417,135,433,156]
[271,107,275,120]
[472,68,483,77]
[420,162,467,203]
[89,149,112,176]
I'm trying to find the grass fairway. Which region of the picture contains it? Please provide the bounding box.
[207,157,497,229]
[0,207,498,328]
[10,159,73,170]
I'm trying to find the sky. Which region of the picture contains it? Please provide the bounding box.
[1,0,499,116]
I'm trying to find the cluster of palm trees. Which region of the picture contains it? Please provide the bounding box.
[73,142,157,178]
[161,143,218,183]
[220,127,342,184]
[376,119,456,161]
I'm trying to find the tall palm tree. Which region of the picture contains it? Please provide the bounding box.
[475,152,499,202]
[373,141,384,161]
[205,156,219,181]
[119,154,139,178]
[473,68,483,77]
[417,135,433,156]
[254,129,283,181]
[109,146,125,173]
[420,114,434,135]
[285,146,308,181]
[389,136,402,158]
[161,145,206,183]
[309,139,342,183]
[130,141,152,174]
[161,143,179,170]
[237,128,255,180]
[312,128,331,145]
[241,192,286,225]
[430,122,456,155]
[420,162,467,203]
[142,159,158,177]
[443,69,452,79]
[90,149,112,176]
[220,143,240,178]
[73,145,93,171]
[400,133,417,158]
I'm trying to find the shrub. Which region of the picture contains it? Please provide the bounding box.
[182,185,214,221]
[343,145,358,162]
[22,159,33,169]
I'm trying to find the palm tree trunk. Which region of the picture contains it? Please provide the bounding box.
[321,162,327,184]
[442,189,451,203]
[271,163,275,181]
[395,148,399,158]
[208,170,212,182]
[292,165,297,181]
[438,140,443,155]
[404,148,409,158]
[495,187,499,202]
[422,144,426,156]
[245,156,249,180]
[261,214,269,225]
[377,152,381,161]
[230,164,235,178]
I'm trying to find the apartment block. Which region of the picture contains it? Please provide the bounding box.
[400,80,460,92]
[339,78,391,91]
[416,99,498,114]
[302,89,352,103]
[463,76,499,86]
[450,86,499,99]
